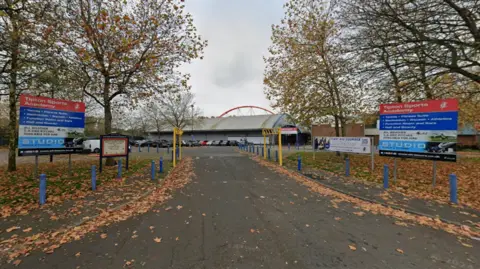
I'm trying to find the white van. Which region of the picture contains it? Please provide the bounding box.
[83,139,100,153]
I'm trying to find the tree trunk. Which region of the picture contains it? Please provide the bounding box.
[7,13,19,172]
[103,77,115,166]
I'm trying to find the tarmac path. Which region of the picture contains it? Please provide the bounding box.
[6,147,478,269]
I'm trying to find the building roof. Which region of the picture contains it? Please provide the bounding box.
[149,114,291,133]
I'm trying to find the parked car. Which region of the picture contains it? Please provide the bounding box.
[229,140,238,146]
[220,141,228,146]
[207,140,215,146]
[140,140,155,147]
[201,140,208,146]
[215,140,223,146]
[83,139,100,153]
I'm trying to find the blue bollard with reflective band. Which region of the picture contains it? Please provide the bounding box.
[345,158,350,177]
[268,148,271,160]
[275,150,278,162]
[151,161,155,180]
[159,157,163,173]
[297,155,301,171]
[383,165,389,189]
[91,165,97,191]
[117,160,122,179]
[39,174,47,205]
[449,174,458,204]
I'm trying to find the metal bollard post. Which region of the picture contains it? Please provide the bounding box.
[138,145,141,152]
[151,161,155,180]
[262,147,264,157]
[297,155,301,171]
[288,143,290,151]
[39,174,47,205]
[176,147,179,158]
[91,165,97,191]
[167,145,170,154]
[345,158,350,177]
[117,160,122,179]
[148,144,150,152]
[257,147,259,155]
[449,174,458,204]
[268,148,271,160]
[275,150,278,162]
[159,157,163,173]
[383,164,389,189]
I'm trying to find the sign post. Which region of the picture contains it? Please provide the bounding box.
[99,134,129,173]
[172,127,183,167]
[18,95,86,156]
[379,99,458,162]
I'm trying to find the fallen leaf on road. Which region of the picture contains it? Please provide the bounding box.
[396,248,404,254]
[75,252,81,257]
[305,224,310,227]
[50,215,59,221]
[250,229,256,233]
[149,226,155,230]
[290,201,295,205]
[125,261,132,266]
[165,206,173,211]
[6,226,20,233]
[349,245,357,251]
[175,237,179,241]
[22,228,32,233]
[131,234,138,239]
[12,259,21,266]
[154,237,162,243]
[353,212,365,217]
[202,213,206,216]
[334,217,341,221]
[461,242,473,248]
[176,205,183,210]
[44,244,60,254]
[260,196,265,199]
[100,233,107,239]
[394,221,408,227]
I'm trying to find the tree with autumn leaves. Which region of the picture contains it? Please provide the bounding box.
[264,0,364,136]
[0,0,206,171]
[265,0,480,133]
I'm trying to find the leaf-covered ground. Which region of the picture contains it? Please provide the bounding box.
[284,152,480,210]
[0,157,164,217]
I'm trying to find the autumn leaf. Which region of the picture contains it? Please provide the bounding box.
[131,234,138,239]
[461,242,473,248]
[349,244,357,251]
[6,226,20,233]
[250,229,256,233]
[165,206,173,211]
[353,211,365,217]
[394,221,408,227]
[12,259,22,266]
[334,217,341,221]
[396,248,404,254]
[176,205,183,210]
[175,237,179,241]
[305,224,310,227]
[22,227,32,233]
[154,237,162,243]
[75,252,81,257]
[100,233,108,239]
[202,213,206,217]
[149,226,155,230]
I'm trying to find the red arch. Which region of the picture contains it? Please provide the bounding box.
[218,106,274,118]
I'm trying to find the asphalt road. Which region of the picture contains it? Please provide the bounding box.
[6,147,478,268]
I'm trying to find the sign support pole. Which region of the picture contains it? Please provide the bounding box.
[34,155,39,179]
[432,161,437,187]
[370,137,374,171]
[278,128,283,166]
[393,158,397,183]
[68,154,72,177]
[173,130,176,167]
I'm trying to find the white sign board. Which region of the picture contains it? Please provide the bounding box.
[102,138,128,157]
[314,137,371,154]
[281,127,298,135]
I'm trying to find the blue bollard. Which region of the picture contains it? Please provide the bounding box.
[449,174,458,204]
[383,164,389,189]
[345,158,350,177]
[148,144,150,152]
[275,150,278,162]
[159,157,163,173]
[268,148,271,160]
[297,155,301,171]
[138,145,141,152]
[167,146,170,154]
[176,147,179,158]
[39,174,47,205]
[288,143,290,151]
[117,159,122,179]
[151,161,155,180]
[91,165,97,191]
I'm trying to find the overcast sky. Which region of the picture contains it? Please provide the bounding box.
[181,0,286,117]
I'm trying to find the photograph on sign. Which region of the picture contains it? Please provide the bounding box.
[102,138,128,157]
[379,99,458,162]
[314,136,372,154]
[18,95,86,156]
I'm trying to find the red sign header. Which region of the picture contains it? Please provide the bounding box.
[20,94,85,113]
[380,99,458,115]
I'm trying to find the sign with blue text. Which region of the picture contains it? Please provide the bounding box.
[379,99,458,162]
[314,136,372,154]
[18,95,86,156]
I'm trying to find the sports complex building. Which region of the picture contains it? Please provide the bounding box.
[147,106,310,145]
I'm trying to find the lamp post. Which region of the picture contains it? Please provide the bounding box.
[190,104,194,140]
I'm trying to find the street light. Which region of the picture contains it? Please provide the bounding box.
[190,104,194,140]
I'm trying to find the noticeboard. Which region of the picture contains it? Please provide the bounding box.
[379,99,458,162]
[314,136,372,154]
[18,95,86,156]
[99,134,129,172]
